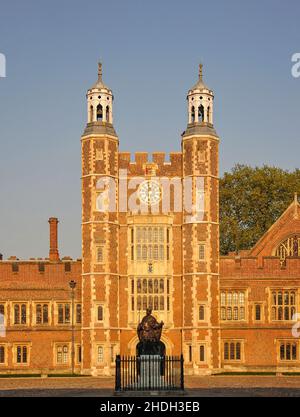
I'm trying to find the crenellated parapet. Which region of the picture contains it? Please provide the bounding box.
[118,152,182,176]
[220,255,300,278]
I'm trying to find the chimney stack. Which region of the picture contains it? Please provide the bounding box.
[48,217,59,261]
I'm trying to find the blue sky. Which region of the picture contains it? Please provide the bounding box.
[0,0,299,259]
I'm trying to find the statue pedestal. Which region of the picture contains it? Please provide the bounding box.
[139,355,161,390]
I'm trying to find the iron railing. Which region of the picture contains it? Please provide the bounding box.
[115,354,184,391]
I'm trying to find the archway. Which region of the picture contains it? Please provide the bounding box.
[127,334,174,356]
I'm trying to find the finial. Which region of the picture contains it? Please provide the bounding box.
[199,63,203,81]
[98,62,102,81]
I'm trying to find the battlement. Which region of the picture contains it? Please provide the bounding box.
[118,152,182,176]
[220,255,300,278]
[0,259,82,287]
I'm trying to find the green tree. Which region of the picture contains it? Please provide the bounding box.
[220,164,300,255]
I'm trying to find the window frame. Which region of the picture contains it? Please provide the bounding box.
[270,289,297,322]
[0,302,7,328]
[253,303,264,322]
[54,343,71,366]
[198,243,206,261]
[95,304,104,323]
[33,302,51,326]
[220,290,247,322]
[96,345,104,364]
[198,342,207,364]
[198,303,206,322]
[13,343,31,366]
[95,245,105,264]
[277,340,299,362]
[11,302,29,326]
[0,344,8,366]
[55,302,71,325]
[222,340,244,363]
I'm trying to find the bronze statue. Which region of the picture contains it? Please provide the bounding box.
[137,308,164,343]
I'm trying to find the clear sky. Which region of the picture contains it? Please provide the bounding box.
[0,0,299,259]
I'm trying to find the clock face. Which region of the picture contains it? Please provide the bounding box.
[138,180,162,205]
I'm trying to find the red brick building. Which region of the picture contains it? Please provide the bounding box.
[0,64,299,376]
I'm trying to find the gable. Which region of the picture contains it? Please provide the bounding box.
[250,195,300,258]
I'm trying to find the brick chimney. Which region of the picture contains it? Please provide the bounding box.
[48,217,59,261]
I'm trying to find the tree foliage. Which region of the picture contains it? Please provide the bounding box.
[220,164,300,255]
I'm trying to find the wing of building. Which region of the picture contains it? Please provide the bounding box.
[0,64,299,376]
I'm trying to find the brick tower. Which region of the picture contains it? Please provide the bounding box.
[181,64,220,373]
[81,63,220,376]
[81,63,119,375]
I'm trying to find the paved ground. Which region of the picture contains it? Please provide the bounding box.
[1,376,300,396]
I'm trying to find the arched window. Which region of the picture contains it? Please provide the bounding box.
[43,304,48,324]
[96,104,103,121]
[137,227,142,242]
[14,305,20,324]
[275,235,300,266]
[137,296,141,310]
[159,296,164,310]
[136,245,141,260]
[153,245,158,260]
[191,106,195,123]
[89,105,93,122]
[97,305,103,321]
[280,343,285,360]
[230,343,235,360]
[106,106,110,122]
[21,304,26,324]
[142,245,147,260]
[159,245,164,260]
[198,105,204,122]
[286,343,291,360]
[76,304,82,324]
[236,342,241,360]
[227,292,232,305]
[272,306,276,320]
[199,305,205,321]
[97,346,104,363]
[199,345,205,362]
[224,342,229,360]
[0,346,5,363]
[63,345,68,363]
[220,292,226,306]
[207,106,210,123]
[36,304,42,324]
[292,343,297,360]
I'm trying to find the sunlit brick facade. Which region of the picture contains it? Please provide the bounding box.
[0,64,300,376]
